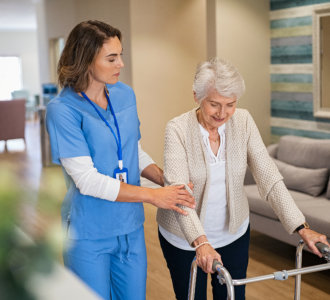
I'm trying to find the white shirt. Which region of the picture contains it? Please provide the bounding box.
[60,142,155,201]
[159,123,249,250]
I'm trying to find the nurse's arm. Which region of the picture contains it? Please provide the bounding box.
[116,182,195,215]
[140,164,164,186]
[61,156,195,216]
[138,142,164,186]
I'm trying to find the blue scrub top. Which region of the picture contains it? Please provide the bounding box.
[46,82,145,239]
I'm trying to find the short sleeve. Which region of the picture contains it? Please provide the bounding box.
[46,101,91,164]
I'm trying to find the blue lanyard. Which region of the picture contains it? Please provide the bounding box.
[81,88,124,169]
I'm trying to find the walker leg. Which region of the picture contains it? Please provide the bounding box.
[213,261,235,300]
[294,240,304,300]
[188,258,198,300]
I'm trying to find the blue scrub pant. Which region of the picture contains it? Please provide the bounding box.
[64,226,147,300]
[159,225,250,300]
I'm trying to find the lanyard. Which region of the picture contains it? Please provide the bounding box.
[81,88,124,169]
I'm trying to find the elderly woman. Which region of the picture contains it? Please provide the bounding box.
[156,58,329,300]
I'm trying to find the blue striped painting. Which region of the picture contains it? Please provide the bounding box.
[271,0,330,11]
[271,45,312,64]
[271,74,313,83]
[271,16,312,28]
[270,0,330,141]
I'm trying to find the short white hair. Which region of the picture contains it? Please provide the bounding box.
[193,57,245,103]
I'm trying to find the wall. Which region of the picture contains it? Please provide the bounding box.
[215,0,271,144]
[130,0,207,165]
[270,0,330,141]
[0,31,40,98]
[36,0,132,87]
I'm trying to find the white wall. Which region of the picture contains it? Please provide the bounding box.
[36,0,132,87]
[34,0,270,154]
[0,31,40,98]
[215,0,271,144]
[130,0,207,165]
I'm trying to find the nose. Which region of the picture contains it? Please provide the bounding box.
[217,106,226,118]
[117,56,124,68]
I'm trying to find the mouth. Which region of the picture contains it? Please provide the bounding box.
[212,116,225,122]
[114,72,120,77]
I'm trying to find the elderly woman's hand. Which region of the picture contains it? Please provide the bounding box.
[194,236,222,273]
[298,228,329,257]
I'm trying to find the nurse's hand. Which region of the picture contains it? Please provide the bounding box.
[151,185,195,215]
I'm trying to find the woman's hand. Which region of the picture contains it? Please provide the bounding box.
[151,185,195,215]
[193,236,222,273]
[298,228,329,257]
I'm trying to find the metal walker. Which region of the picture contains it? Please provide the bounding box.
[188,241,330,300]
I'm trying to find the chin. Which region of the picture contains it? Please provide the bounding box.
[107,78,119,85]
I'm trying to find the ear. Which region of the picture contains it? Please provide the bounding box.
[193,91,199,105]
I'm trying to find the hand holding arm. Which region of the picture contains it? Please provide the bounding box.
[61,156,195,215]
[116,183,195,215]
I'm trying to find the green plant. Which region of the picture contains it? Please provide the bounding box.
[0,166,56,300]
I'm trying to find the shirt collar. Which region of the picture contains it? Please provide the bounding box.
[199,123,226,137]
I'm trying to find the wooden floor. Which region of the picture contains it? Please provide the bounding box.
[1,121,329,300]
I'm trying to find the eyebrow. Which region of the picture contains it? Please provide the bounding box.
[209,99,237,104]
[106,49,123,57]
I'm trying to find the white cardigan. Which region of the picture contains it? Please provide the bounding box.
[156,108,305,245]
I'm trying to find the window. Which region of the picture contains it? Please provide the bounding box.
[0,56,23,100]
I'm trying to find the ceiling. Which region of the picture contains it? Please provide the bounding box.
[0,0,37,31]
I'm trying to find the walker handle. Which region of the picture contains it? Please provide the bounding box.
[212,259,222,272]
[316,242,330,261]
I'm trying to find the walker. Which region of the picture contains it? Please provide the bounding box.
[188,241,330,300]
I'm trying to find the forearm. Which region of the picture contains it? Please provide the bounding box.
[61,156,156,203]
[61,156,120,201]
[141,163,164,186]
[116,182,154,203]
[164,122,205,243]
[267,180,305,234]
[61,156,194,214]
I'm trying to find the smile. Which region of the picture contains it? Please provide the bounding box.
[212,116,225,122]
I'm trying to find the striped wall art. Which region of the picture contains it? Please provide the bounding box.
[270,0,330,142]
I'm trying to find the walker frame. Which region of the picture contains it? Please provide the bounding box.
[188,241,330,300]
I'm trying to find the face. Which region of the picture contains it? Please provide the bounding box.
[195,88,237,130]
[89,36,124,85]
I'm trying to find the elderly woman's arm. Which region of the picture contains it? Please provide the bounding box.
[164,120,222,272]
[246,112,329,256]
[163,121,205,240]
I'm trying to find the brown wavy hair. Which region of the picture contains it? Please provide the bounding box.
[57,20,122,92]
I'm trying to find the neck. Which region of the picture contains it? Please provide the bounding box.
[82,81,107,109]
[196,109,218,135]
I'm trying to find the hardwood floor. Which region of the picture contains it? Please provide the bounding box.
[144,203,330,300]
[1,121,329,300]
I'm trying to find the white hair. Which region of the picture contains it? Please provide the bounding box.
[192,57,246,103]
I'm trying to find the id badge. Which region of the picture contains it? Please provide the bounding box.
[114,167,128,183]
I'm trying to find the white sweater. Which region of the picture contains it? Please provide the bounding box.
[156,108,305,245]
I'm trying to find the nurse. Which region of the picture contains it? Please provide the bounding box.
[46,20,194,300]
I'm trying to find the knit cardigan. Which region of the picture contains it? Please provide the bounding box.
[156,108,305,245]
